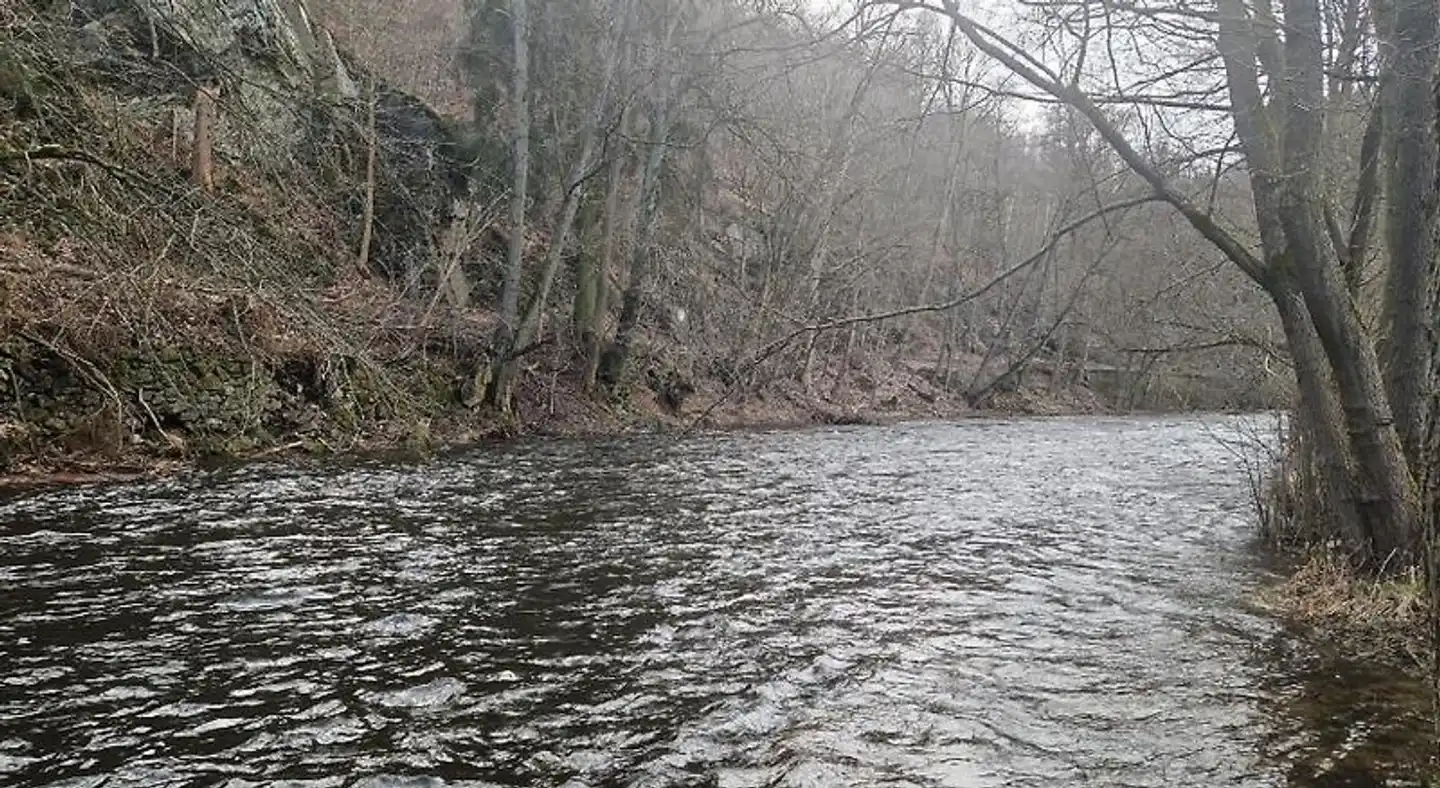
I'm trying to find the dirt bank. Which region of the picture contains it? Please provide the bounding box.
[0,303,1108,489]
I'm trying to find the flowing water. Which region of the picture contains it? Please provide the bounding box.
[0,415,1433,787]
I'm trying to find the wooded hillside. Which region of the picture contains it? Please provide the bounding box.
[0,0,1282,476]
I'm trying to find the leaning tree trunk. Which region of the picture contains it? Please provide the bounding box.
[597,95,672,393]
[1276,0,1420,567]
[1270,283,1369,555]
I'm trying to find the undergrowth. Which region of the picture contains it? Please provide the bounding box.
[1257,550,1431,669]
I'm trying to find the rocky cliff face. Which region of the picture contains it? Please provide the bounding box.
[132,0,353,95]
[0,0,488,471]
[62,0,470,279]
[78,0,357,96]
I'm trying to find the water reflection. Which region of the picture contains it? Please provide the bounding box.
[1251,624,1433,786]
[0,416,1431,786]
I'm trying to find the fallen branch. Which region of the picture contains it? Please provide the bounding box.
[251,440,306,458]
[1118,336,1289,363]
[503,335,557,363]
[137,388,187,453]
[16,329,126,441]
[683,192,1159,432]
[0,262,101,280]
[0,145,157,190]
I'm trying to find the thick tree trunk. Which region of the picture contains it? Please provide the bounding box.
[580,127,629,394]
[1270,283,1369,555]
[477,0,530,412]
[598,97,672,393]
[1288,232,1420,565]
[1278,0,1420,567]
[1377,0,1440,465]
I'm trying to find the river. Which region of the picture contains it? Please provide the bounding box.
[0,415,1432,786]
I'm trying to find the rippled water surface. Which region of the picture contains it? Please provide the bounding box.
[1,416,1432,786]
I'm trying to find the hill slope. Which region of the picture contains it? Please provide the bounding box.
[4,0,1252,481]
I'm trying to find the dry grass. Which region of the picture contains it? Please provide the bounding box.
[1257,551,1432,669]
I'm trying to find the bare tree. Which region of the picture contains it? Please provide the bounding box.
[471,0,531,412]
[856,0,1435,567]
[487,0,633,410]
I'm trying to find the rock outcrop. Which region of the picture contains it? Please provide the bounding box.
[63,0,471,281]
[0,0,483,468]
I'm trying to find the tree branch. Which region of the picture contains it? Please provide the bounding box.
[683,192,1161,431]
[883,0,1271,286]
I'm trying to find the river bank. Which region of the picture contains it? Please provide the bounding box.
[0,332,1106,489]
[1256,550,1432,674]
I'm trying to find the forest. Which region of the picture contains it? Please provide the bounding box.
[1,0,1435,569]
[0,0,1285,480]
[317,0,1285,415]
[315,0,1440,574]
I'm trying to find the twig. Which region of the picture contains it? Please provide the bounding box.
[683,193,1159,432]
[0,145,160,191]
[134,388,185,452]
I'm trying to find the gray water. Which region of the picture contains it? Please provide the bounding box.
[0,416,1431,787]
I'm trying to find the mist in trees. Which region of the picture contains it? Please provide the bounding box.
[315,0,1310,475]
[317,0,1282,409]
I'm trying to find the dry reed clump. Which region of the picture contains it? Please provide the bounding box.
[1257,550,1431,668]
